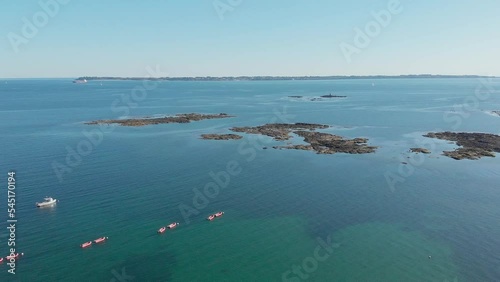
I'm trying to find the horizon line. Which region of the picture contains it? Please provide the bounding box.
[1,74,498,80]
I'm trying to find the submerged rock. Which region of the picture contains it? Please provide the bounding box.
[410,148,431,154]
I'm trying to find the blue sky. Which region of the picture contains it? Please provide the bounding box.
[1,0,499,78]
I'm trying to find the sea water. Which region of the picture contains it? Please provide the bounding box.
[0,78,499,281]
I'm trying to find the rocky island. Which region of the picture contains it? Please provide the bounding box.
[86,113,233,126]
[230,123,377,155]
[201,134,242,140]
[287,94,347,101]
[424,132,500,160]
[275,131,377,154]
[320,94,347,98]
[231,123,329,141]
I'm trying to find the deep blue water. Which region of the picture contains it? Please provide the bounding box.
[0,78,500,281]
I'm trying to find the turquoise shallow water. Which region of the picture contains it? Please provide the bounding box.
[0,78,500,281]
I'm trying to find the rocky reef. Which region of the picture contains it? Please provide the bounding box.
[86,113,233,126]
[275,131,377,154]
[410,148,431,154]
[424,132,500,160]
[287,94,347,101]
[201,134,242,140]
[230,123,329,141]
[320,94,347,98]
[230,123,376,155]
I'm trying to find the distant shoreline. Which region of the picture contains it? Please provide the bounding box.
[74,75,497,82]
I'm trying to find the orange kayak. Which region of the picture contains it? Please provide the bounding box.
[81,241,92,248]
[167,222,179,229]
[5,253,24,260]
[94,237,108,244]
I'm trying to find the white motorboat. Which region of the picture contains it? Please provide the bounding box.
[36,197,57,207]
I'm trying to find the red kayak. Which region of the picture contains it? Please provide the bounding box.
[94,237,108,244]
[158,227,166,234]
[215,211,224,217]
[167,222,179,229]
[5,253,23,260]
[81,241,92,248]
[207,214,215,221]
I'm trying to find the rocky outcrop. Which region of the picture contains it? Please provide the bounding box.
[276,131,377,154]
[410,148,431,154]
[86,113,233,126]
[231,123,377,155]
[201,134,242,140]
[424,132,500,160]
[287,94,347,101]
[442,148,495,160]
[230,123,329,141]
[320,94,347,98]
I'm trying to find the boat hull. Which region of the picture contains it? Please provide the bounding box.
[167,223,179,229]
[36,199,57,207]
[94,237,108,244]
[81,242,92,248]
[5,253,23,260]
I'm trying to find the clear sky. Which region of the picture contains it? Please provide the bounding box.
[1,0,499,78]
